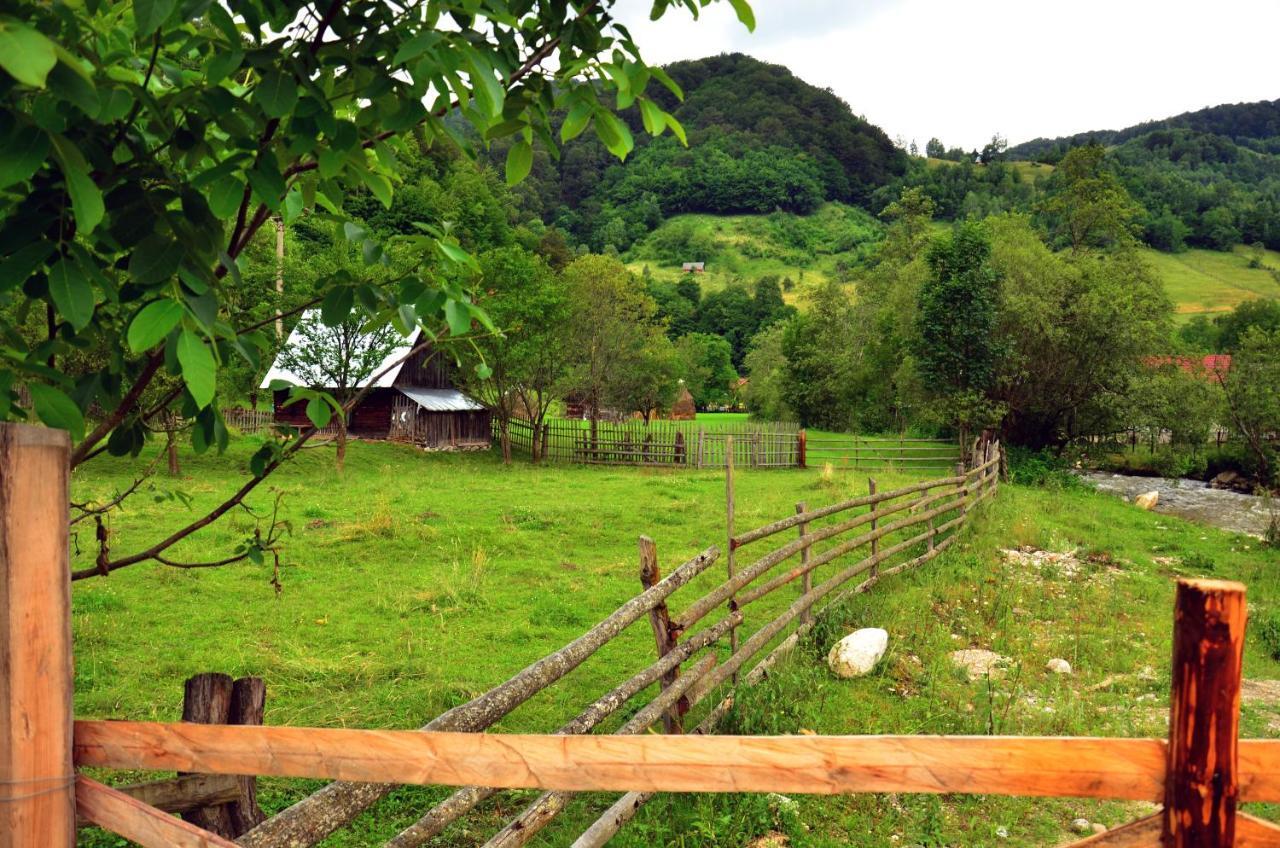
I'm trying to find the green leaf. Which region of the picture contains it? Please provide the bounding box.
[133,0,177,37]
[47,62,99,116]
[593,111,634,160]
[463,51,504,119]
[436,239,479,271]
[0,241,53,293]
[505,140,532,186]
[49,134,104,235]
[321,286,354,326]
[176,329,216,409]
[727,0,756,32]
[0,20,57,88]
[255,70,298,119]
[649,66,684,101]
[475,361,493,380]
[207,175,243,219]
[393,30,441,65]
[364,171,392,208]
[28,384,85,441]
[639,100,666,136]
[444,300,472,336]
[0,122,49,188]
[666,113,688,146]
[560,101,592,143]
[47,256,94,331]
[127,299,183,353]
[128,233,184,285]
[206,50,244,85]
[305,396,332,428]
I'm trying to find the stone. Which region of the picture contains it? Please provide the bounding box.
[1134,491,1159,510]
[827,628,888,678]
[1209,470,1253,493]
[1071,819,1092,835]
[1046,658,1072,675]
[995,826,1009,839]
[949,648,1011,681]
[1092,823,1108,834]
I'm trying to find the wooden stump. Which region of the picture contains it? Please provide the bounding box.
[1163,578,1246,848]
[180,673,266,837]
[228,677,267,833]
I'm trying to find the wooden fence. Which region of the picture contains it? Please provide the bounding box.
[804,433,961,471]
[505,417,963,471]
[6,423,1277,848]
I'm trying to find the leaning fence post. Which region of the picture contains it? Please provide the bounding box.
[1163,578,1246,848]
[181,673,237,836]
[638,537,682,733]
[796,502,811,623]
[868,478,880,577]
[0,423,76,848]
[725,435,738,683]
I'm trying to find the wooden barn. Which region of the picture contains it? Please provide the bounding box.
[260,314,490,450]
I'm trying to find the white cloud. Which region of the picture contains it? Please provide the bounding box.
[613,0,1280,150]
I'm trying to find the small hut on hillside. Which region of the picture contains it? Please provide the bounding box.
[261,313,490,450]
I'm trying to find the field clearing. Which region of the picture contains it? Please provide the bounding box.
[71,434,1280,846]
[1139,245,1280,320]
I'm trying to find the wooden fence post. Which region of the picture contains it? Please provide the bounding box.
[796,429,806,469]
[0,423,76,848]
[867,478,879,578]
[725,435,738,682]
[796,502,811,623]
[180,674,266,837]
[638,537,682,733]
[1163,578,1246,848]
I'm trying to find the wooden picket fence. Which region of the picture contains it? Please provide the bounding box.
[804,433,961,471]
[3,423,1277,848]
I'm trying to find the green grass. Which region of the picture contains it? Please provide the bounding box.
[71,440,1280,846]
[1139,245,1280,321]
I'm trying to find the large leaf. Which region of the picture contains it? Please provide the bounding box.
[505,140,532,186]
[305,395,332,428]
[132,0,177,37]
[47,255,94,331]
[127,233,184,285]
[28,383,85,441]
[255,70,298,119]
[176,329,216,409]
[49,134,104,235]
[321,286,354,326]
[593,111,634,160]
[127,299,183,353]
[0,19,57,87]
[0,122,50,188]
[728,0,756,32]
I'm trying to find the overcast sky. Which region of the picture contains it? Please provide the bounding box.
[613,0,1280,151]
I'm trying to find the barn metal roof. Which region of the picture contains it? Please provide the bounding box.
[398,387,485,412]
[260,309,421,390]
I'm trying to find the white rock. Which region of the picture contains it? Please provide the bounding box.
[1071,819,1092,835]
[826,628,888,678]
[1134,491,1159,510]
[1046,658,1072,675]
[1092,823,1108,835]
[949,648,1011,680]
[995,826,1009,839]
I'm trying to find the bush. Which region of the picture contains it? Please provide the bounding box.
[1150,450,1207,480]
[1254,610,1280,660]
[1006,447,1080,488]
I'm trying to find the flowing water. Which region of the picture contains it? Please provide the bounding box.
[1082,472,1277,539]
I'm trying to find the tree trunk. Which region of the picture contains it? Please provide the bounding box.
[336,415,347,473]
[500,420,511,465]
[530,420,542,463]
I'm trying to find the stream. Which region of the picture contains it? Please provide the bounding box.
[1081,472,1277,539]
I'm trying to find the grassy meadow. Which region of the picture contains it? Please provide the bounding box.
[1139,244,1280,321]
[70,429,1280,846]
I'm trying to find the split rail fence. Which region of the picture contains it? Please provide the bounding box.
[3,422,1277,848]
[505,417,959,471]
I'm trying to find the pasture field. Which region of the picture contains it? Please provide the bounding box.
[71,438,1279,846]
[1139,244,1280,320]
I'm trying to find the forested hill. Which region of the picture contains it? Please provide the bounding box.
[1008,99,1280,159]
[497,53,907,253]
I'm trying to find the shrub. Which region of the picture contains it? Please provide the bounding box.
[1006,446,1079,489]
[1254,610,1280,660]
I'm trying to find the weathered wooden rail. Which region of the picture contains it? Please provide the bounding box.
[11,423,1276,847]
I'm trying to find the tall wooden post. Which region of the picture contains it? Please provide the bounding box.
[796,502,811,623]
[796,429,806,469]
[725,435,738,681]
[0,423,75,847]
[1163,578,1246,848]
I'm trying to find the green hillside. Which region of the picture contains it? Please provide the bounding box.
[626,207,1280,319]
[624,202,883,304]
[1140,244,1280,320]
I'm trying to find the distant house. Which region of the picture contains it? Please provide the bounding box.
[1145,354,1232,382]
[681,262,705,273]
[261,313,490,450]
